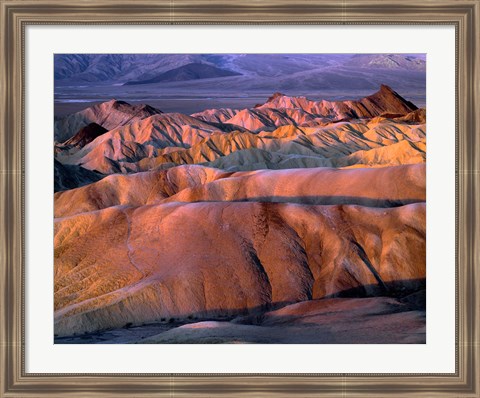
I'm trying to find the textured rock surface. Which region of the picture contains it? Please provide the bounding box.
[54,99,163,142]
[54,86,425,177]
[54,200,425,336]
[54,164,425,218]
[53,84,426,342]
[57,117,425,175]
[253,85,417,121]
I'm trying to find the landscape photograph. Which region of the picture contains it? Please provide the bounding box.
[53,53,426,344]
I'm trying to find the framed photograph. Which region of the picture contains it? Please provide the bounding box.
[1,0,478,396]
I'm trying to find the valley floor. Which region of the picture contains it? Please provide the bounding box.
[55,292,425,344]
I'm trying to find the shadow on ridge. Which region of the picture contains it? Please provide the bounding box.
[169,195,426,208]
[54,278,426,344]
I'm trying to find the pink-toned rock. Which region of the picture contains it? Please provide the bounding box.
[54,164,425,218]
[54,200,425,336]
[54,99,163,142]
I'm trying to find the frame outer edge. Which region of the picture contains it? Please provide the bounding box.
[469,0,479,396]
[1,2,17,397]
[0,0,478,397]
[458,1,479,396]
[0,2,7,398]
[4,1,23,396]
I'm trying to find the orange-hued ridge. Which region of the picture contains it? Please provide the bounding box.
[54,85,427,341]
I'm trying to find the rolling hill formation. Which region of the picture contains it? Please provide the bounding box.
[54,84,427,343]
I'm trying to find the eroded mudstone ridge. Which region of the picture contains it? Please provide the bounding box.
[54,84,426,343]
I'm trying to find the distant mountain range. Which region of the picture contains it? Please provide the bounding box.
[54,54,426,116]
[124,63,242,85]
[344,54,426,70]
[55,53,425,86]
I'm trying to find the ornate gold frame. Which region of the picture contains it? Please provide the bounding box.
[1,0,478,396]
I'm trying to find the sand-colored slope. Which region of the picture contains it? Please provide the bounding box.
[54,200,425,336]
[224,108,319,132]
[337,140,426,168]
[54,165,226,218]
[54,86,425,180]
[203,148,334,171]
[54,164,425,218]
[54,99,163,142]
[165,163,425,206]
[133,130,263,172]
[56,113,224,173]
[362,122,425,145]
[191,108,238,123]
[126,120,423,174]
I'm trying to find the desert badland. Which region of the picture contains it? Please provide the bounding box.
[54,54,426,344]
